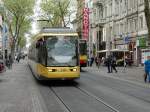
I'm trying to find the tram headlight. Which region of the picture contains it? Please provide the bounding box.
[73,68,77,72]
[48,69,53,72]
[48,69,56,72]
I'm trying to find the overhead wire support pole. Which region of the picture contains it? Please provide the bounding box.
[136,0,139,66]
[122,0,129,73]
[123,36,127,73]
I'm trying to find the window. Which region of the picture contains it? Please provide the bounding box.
[116,24,119,35]
[105,7,107,17]
[133,19,138,31]
[120,23,124,34]
[139,0,144,4]
[115,0,119,15]
[133,0,137,8]
[128,19,133,32]
[110,3,112,16]
[139,16,143,29]
[35,38,47,65]
[124,21,127,33]
[120,0,122,13]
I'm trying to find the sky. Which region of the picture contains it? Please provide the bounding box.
[26,0,41,48]
[31,0,41,34]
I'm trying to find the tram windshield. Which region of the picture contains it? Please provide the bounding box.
[46,36,78,66]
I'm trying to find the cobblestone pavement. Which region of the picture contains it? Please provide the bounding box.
[0,60,47,112]
[83,64,149,85]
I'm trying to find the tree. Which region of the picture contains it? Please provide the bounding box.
[3,0,35,58]
[16,19,31,51]
[144,0,150,41]
[18,36,26,49]
[40,0,74,28]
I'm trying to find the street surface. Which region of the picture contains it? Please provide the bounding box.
[0,59,150,112]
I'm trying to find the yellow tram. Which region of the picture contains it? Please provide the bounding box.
[28,27,80,80]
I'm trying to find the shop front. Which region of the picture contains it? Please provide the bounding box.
[114,37,136,63]
[137,36,150,65]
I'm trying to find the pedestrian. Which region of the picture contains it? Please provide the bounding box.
[8,54,13,69]
[105,55,111,73]
[90,56,94,67]
[144,56,150,83]
[124,60,127,67]
[95,57,98,67]
[15,55,17,61]
[16,54,20,63]
[97,57,101,69]
[110,56,117,73]
[101,57,105,66]
[87,58,90,66]
[0,53,5,73]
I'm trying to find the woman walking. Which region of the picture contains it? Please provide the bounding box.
[144,56,150,83]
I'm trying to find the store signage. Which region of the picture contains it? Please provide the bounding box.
[83,7,89,40]
[138,38,146,48]
[124,36,130,44]
[116,45,128,50]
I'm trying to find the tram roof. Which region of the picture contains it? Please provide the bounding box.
[31,27,78,42]
[40,27,77,34]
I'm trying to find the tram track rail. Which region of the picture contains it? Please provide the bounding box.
[49,82,119,112]
[75,86,120,112]
[50,87,73,112]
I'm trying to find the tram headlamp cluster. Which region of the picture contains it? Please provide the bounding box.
[48,69,53,72]
[48,68,77,72]
[72,68,77,72]
[48,69,56,72]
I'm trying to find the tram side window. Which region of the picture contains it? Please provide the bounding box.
[36,39,47,65]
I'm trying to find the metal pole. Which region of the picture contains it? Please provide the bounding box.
[136,0,139,66]
[123,45,126,73]
[88,6,91,59]
[89,40,91,59]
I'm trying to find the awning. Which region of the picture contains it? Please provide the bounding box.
[110,49,129,52]
[97,50,109,53]
[97,49,129,53]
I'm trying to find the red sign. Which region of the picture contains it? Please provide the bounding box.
[83,8,89,40]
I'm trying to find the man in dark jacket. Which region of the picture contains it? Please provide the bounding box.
[110,56,117,73]
[106,55,112,73]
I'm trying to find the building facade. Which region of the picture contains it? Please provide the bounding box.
[0,1,11,60]
[92,0,148,66]
[76,0,85,38]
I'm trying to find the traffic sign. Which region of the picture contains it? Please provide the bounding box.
[124,36,130,44]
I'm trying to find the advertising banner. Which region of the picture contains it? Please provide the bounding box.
[83,7,89,40]
[139,38,146,48]
[137,36,147,48]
